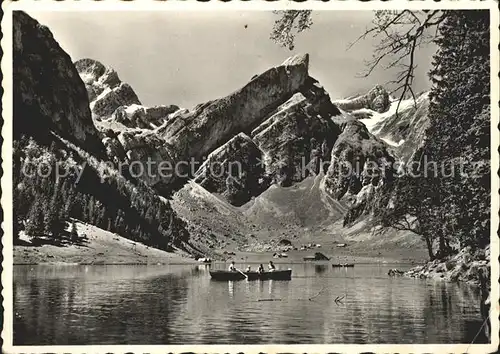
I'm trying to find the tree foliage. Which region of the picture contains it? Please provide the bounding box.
[380,10,490,257]
[14,135,189,251]
[423,10,490,250]
[378,176,443,260]
[272,10,491,258]
[270,10,313,51]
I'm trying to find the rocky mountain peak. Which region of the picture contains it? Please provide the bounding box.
[334,84,391,113]
[75,58,141,119]
[74,58,107,86]
[72,50,396,230]
[282,53,309,67]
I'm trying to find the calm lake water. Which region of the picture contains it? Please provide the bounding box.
[13,263,488,344]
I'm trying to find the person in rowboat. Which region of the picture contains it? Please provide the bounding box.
[228,261,236,272]
[246,265,251,272]
[257,264,264,273]
[268,261,276,272]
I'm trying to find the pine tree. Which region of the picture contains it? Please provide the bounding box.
[70,220,79,242]
[44,181,66,238]
[424,10,490,250]
[379,10,490,258]
[25,196,46,237]
[13,212,22,244]
[63,184,76,219]
[13,133,185,252]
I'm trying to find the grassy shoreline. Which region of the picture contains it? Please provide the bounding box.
[13,221,430,266]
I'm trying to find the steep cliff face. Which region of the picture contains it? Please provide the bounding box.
[13,11,191,255]
[323,119,395,225]
[327,88,431,227]
[327,120,395,195]
[13,11,105,158]
[193,133,268,206]
[374,93,430,163]
[78,53,344,201]
[252,78,341,186]
[112,104,180,129]
[158,53,311,161]
[190,74,341,205]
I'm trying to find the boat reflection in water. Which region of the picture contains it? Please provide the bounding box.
[315,265,327,274]
[228,280,234,298]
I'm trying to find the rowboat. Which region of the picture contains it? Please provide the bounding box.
[332,263,354,268]
[209,269,292,281]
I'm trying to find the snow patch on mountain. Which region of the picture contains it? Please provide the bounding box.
[381,137,405,147]
[358,97,416,134]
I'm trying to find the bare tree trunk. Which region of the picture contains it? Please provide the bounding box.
[438,234,446,259]
[437,232,452,259]
[424,233,435,260]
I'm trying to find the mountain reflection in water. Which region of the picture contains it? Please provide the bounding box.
[13,264,488,344]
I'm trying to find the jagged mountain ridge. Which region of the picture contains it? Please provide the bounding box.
[77,54,409,240]
[12,10,433,257]
[78,54,344,201]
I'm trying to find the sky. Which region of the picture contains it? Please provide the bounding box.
[28,11,436,110]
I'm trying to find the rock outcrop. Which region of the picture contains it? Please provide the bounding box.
[403,245,490,285]
[324,120,394,199]
[376,92,430,163]
[334,85,390,113]
[251,90,338,186]
[189,61,341,204]
[13,11,105,158]
[112,104,180,129]
[192,74,341,205]
[75,58,141,120]
[194,133,268,206]
[77,58,181,130]
[335,87,431,164]
[328,87,433,227]
[323,120,395,225]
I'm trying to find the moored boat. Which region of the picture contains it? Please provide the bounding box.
[332,263,354,268]
[303,252,330,261]
[209,269,292,281]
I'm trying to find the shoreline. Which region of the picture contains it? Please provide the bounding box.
[13,220,431,266]
[13,248,428,266]
[12,260,424,266]
[390,245,491,288]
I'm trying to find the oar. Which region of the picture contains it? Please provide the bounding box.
[236,268,248,279]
